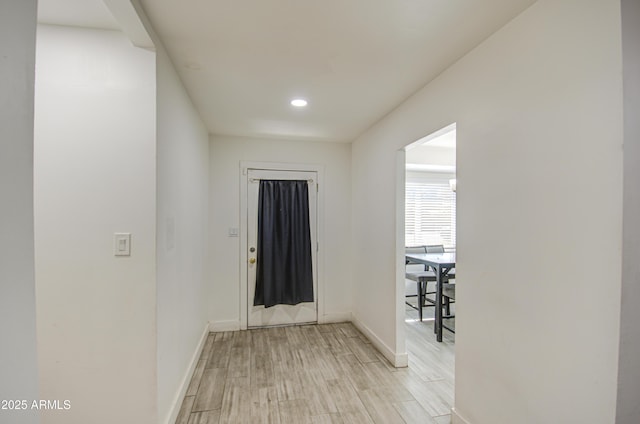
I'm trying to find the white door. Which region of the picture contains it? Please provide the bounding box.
[247,169,318,327]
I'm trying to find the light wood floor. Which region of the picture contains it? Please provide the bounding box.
[175,311,455,424]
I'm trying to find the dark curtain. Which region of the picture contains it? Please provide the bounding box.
[254,180,314,308]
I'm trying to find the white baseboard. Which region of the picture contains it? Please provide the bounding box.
[350,314,408,368]
[164,322,210,424]
[394,352,409,367]
[209,320,241,332]
[451,408,471,424]
[318,312,352,324]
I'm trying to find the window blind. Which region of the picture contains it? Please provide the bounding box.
[405,177,456,250]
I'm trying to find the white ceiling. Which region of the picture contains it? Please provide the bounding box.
[38,0,535,143]
[38,0,120,30]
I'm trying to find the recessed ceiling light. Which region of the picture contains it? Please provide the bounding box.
[290,99,308,107]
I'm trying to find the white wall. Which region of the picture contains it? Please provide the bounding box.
[406,145,456,167]
[617,0,640,422]
[209,136,352,327]
[406,172,456,181]
[155,43,210,423]
[34,25,157,424]
[0,2,40,423]
[352,1,623,423]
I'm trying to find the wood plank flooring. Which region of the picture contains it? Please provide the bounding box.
[176,314,454,424]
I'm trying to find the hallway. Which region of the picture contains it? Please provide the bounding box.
[175,321,454,424]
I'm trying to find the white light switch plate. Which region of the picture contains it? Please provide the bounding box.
[114,233,131,256]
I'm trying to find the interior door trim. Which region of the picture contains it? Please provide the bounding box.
[239,161,325,330]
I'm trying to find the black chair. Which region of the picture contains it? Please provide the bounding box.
[425,244,456,334]
[406,245,456,329]
[441,282,456,334]
[425,244,455,279]
[425,244,444,253]
[405,245,439,321]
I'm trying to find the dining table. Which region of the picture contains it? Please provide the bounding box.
[404,251,456,342]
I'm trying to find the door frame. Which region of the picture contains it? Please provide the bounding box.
[239,161,325,330]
